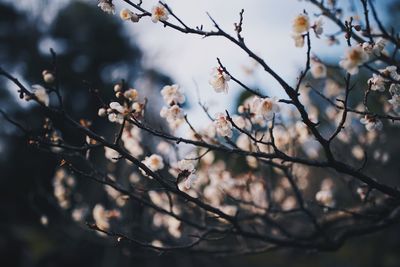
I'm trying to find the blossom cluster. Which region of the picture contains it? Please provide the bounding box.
[339,39,386,75]
[159,84,185,129]
[291,13,323,48]
[98,83,144,124]
[98,1,169,24]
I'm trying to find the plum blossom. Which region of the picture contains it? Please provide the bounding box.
[292,13,310,34]
[92,204,120,232]
[104,147,120,162]
[42,70,55,84]
[123,88,138,101]
[109,101,125,113]
[251,96,279,121]
[363,38,387,56]
[381,66,400,81]
[108,113,124,124]
[312,16,323,37]
[142,154,164,172]
[232,115,251,130]
[98,107,107,117]
[310,61,327,79]
[151,4,169,23]
[339,46,369,75]
[53,169,75,209]
[107,101,138,124]
[373,38,387,55]
[213,113,233,138]
[97,0,115,15]
[93,204,110,230]
[176,159,198,189]
[236,133,254,152]
[292,33,305,48]
[389,83,400,113]
[156,141,171,155]
[160,84,185,105]
[121,127,143,157]
[360,115,383,131]
[119,8,139,22]
[160,105,184,124]
[209,67,231,93]
[368,74,386,92]
[108,102,125,124]
[315,189,335,207]
[30,85,50,107]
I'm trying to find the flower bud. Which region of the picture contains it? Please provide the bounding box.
[42,70,55,84]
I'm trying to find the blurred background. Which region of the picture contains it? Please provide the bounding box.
[0,0,399,266]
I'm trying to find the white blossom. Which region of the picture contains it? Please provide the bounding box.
[109,101,125,113]
[30,85,50,106]
[53,169,74,209]
[368,73,386,92]
[72,207,87,222]
[292,33,305,48]
[92,204,120,231]
[156,141,171,155]
[360,115,383,131]
[236,133,253,151]
[339,46,369,75]
[373,38,387,56]
[114,83,122,92]
[108,113,124,124]
[315,189,335,207]
[311,62,327,79]
[232,115,251,130]
[98,108,107,117]
[121,127,143,157]
[292,13,310,34]
[389,83,400,113]
[389,83,400,95]
[382,66,400,81]
[312,16,324,37]
[97,0,115,15]
[107,101,134,124]
[177,159,196,173]
[160,84,185,105]
[142,154,164,172]
[123,88,138,101]
[213,113,233,138]
[251,96,279,121]
[151,4,169,23]
[42,70,55,84]
[104,147,120,162]
[209,67,231,93]
[160,105,184,124]
[176,159,197,189]
[119,8,139,22]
